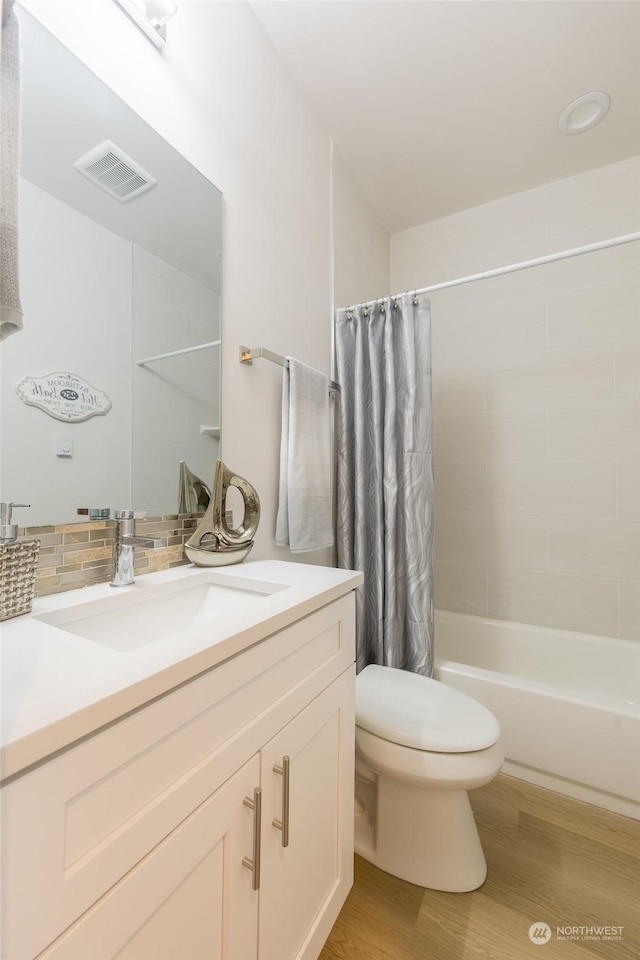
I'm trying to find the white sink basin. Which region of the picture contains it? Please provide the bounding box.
[35,572,285,653]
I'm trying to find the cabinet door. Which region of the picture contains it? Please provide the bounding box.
[259,667,355,960]
[39,756,260,960]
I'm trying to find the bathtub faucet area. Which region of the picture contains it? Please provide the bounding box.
[111,510,168,587]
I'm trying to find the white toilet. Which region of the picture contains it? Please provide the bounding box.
[354,664,503,892]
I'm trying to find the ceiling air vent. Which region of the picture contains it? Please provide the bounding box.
[73,140,156,202]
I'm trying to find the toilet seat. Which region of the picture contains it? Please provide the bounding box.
[356,664,500,753]
[356,726,504,790]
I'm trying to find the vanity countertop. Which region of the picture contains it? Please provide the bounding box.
[0,560,363,782]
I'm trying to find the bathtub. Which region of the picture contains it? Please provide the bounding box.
[433,610,640,819]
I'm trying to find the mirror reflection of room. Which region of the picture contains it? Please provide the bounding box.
[0,7,223,526]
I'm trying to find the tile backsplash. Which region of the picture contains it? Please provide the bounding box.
[19,514,199,598]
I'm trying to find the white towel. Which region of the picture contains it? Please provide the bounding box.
[276,358,334,553]
[1,0,23,340]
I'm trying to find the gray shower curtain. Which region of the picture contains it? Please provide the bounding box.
[335,295,434,676]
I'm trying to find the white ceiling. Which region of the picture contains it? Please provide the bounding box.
[250,0,640,233]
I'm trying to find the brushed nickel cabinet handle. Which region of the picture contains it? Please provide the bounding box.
[272,755,290,848]
[242,787,262,890]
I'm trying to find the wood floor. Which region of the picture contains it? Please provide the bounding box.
[319,775,640,960]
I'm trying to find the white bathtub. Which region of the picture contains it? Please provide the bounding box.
[433,610,640,819]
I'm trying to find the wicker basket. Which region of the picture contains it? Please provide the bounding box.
[0,539,40,621]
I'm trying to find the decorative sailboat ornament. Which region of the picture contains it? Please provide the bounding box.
[185,460,260,566]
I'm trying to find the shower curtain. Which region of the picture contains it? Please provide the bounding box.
[335,294,434,676]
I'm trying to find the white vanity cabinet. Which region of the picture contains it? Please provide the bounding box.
[1,591,356,960]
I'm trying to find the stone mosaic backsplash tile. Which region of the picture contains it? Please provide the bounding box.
[18,514,200,598]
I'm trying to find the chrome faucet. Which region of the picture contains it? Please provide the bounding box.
[111,510,168,587]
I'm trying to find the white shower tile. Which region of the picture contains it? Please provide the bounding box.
[433,378,486,418]
[486,462,547,517]
[430,280,494,320]
[392,157,640,643]
[619,580,640,642]
[390,220,437,292]
[435,411,546,464]
[434,560,488,616]
[548,518,640,580]
[487,569,619,638]
[430,188,547,282]
[546,400,640,462]
[524,248,619,300]
[435,512,547,571]
[432,304,491,370]
[131,427,160,463]
[485,364,547,414]
[434,463,486,515]
[545,342,615,409]
[547,278,640,350]
[617,460,640,520]
[545,460,617,520]
[434,415,490,463]
[545,157,640,247]
[615,341,640,401]
[482,292,547,367]
[615,239,640,282]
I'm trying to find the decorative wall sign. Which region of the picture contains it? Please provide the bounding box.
[16,372,112,422]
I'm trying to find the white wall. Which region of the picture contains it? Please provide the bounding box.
[131,246,220,515]
[392,156,640,641]
[332,144,390,309]
[19,0,337,562]
[1,179,131,524]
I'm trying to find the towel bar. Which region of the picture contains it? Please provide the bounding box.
[239,346,341,395]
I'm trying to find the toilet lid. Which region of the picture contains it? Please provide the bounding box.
[356,665,501,753]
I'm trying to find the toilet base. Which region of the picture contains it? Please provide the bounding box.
[355,773,488,892]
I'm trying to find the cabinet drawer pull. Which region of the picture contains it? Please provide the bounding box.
[242,787,262,890]
[272,755,290,848]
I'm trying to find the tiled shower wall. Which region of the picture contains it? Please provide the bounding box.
[391,156,640,640]
[20,515,198,597]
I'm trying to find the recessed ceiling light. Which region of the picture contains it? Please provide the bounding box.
[558,92,611,135]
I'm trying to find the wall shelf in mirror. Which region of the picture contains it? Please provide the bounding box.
[136,340,221,367]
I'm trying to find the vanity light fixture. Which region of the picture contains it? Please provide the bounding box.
[558,91,610,135]
[112,0,178,48]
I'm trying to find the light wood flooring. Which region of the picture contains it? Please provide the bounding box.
[319,774,640,960]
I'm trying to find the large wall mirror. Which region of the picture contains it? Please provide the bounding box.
[0,8,223,527]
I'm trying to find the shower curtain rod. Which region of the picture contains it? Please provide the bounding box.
[340,231,640,311]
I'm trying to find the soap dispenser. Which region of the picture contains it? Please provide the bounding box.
[1,501,31,543]
[0,503,41,621]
